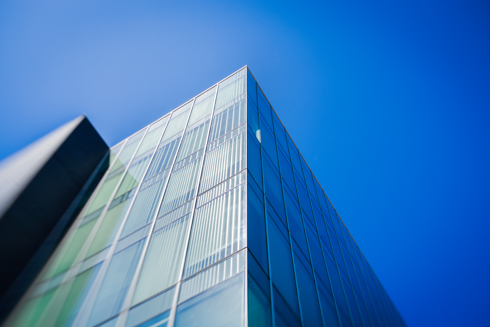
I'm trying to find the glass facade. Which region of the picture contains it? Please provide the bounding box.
[6,67,405,327]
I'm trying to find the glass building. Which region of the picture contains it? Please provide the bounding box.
[5,67,405,327]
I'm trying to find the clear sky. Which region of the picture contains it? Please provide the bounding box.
[1,1,489,326]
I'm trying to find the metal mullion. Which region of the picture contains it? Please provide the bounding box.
[114,101,196,327]
[71,127,150,327]
[165,83,221,327]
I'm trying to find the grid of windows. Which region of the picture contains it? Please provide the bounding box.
[7,67,405,327]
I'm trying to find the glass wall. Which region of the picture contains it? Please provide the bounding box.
[7,67,404,327]
[245,68,405,327]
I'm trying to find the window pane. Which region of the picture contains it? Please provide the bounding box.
[158,156,202,216]
[249,273,272,327]
[273,112,288,154]
[184,183,245,278]
[174,273,244,327]
[247,97,260,135]
[261,123,278,169]
[179,250,244,304]
[132,215,190,305]
[267,218,300,319]
[278,148,296,198]
[126,287,174,327]
[248,184,268,274]
[257,89,273,130]
[43,218,97,279]
[161,106,191,143]
[293,249,323,327]
[176,119,210,161]
[110,129,146,173]
[209,96,245,143]
[199,126,246,193]
[262,155,285,220]
[187,86,216,126]
[247,69,257,105]
[215,69,245,110]
[134,118,167,157]
[283,191,308,258]
[87,240,145,326]
[248,126,262,183]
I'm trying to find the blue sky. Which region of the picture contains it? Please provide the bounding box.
[1,1,489,326]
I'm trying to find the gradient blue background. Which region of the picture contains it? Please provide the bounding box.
[1,1,489,326]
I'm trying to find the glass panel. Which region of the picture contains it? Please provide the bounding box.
[299,157,317,200]
[160,105,191,143]
[273,112,288,154]
[114,150,154,199]
[215,69,245,110]
[286,134,303,180]
[184,183,245,278]
[278,148,296,198]
[247,97,260,135]
[262,154,286,220]
[179,250,244,304]
[293,248,323,327]
[283,191,308,258]
[126,287,174,327]
[85,202,130,258]
[134,118,167,157]
[175,119,210,161]
[247,69,257,103]
[108,143,124,166]
[132,215,190,305]
[52,265,100,327]
[146,135,181,178]
[248,273,272,327]
[86,127,158,256]
[174,272,244,327]
[43,218,97,279]
[110,130,146,174]
[295,176,314,221]
[247,127,262,189]
[273,286,301,327]
[342,274,364,327]
[158,156,202,216]
[135,310,169,327]
[261,123,278,169]
[267,217,300,320]
[87,240,145,327]
[84,167,123,218]
[257,89,273,130]
[209,95,245,142]
[187,86,216,126]
[323,243,353,327]
[317,276,341,327]
[121,136,181,238]
[196,170,246,208]
[199,126,246,193]
[248,183,268,274]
